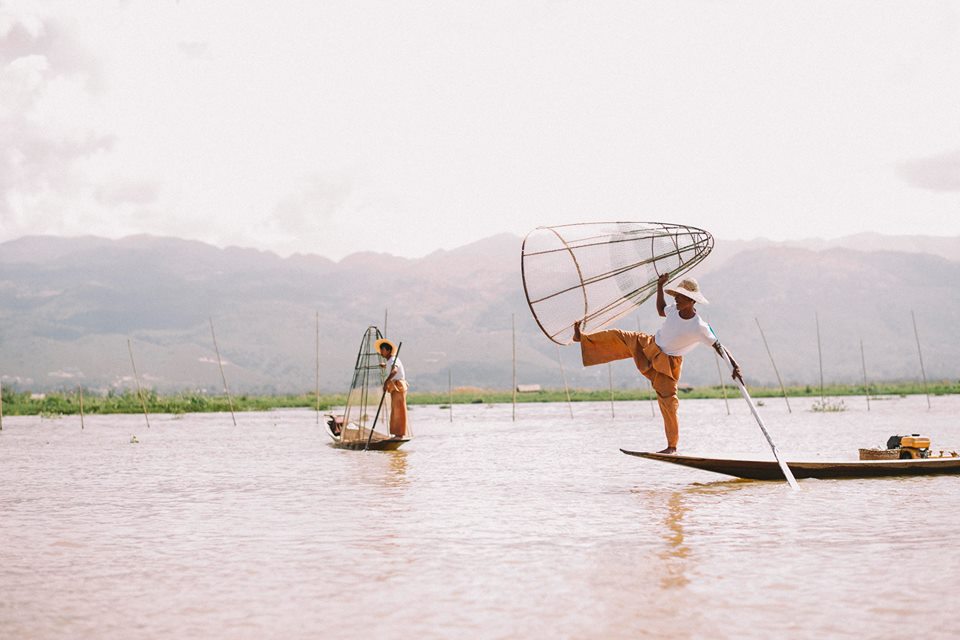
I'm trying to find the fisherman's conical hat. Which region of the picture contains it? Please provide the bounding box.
[375,338,397,353]
[665,277,709,304]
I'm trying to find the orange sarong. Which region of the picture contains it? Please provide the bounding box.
[580,329,683,448]
[386,379,409,438]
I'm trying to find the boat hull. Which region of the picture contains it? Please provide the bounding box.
[325,419,409,451]
[620,450,960,480]
[330,437,409,451]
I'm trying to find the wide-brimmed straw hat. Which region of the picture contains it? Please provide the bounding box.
[665,277,709,304]
[375,338,397,353]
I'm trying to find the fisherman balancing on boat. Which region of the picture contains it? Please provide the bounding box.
[573,273,742,454]
[376,338,409,439]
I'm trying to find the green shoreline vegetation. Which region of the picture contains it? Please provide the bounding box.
[0,380,958,417]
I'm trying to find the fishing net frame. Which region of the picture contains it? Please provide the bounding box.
[339,325,392,444]
[521,221,714,345]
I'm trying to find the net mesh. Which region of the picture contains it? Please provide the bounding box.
[521,222,713,345]
[338,325,392,444]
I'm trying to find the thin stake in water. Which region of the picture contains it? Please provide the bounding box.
[512,313,517,422]
[608,364,615,419]
[0,378,4,431]
[911,310,931,409]
[315,311,321,425]
[755,317,791,413]
[127,339,151,429]
[860,338,870,412]
[209,318,237,426]
[78,385,85,430]
[448,369,453,423]
[815,312,824,403]
[556,344,573,419]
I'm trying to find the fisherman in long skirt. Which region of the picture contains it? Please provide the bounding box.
[574,273,742,454]
[376,338,409,438]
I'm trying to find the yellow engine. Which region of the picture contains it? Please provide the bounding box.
[888,434,931,459]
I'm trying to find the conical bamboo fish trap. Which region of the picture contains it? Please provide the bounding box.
[521,221,713,345]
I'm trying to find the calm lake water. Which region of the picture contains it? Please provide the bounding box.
[2,394,959,639]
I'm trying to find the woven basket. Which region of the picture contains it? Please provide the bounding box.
[859,448,899,460]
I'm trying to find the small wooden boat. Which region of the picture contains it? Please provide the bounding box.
[326,325,410,451]
[325,416,408,451]
[621,449,960,480]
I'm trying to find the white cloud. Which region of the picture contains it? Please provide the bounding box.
[897,150,960,192]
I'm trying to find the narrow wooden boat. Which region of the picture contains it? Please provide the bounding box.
[620,449,960,480]
[325,418,408,451]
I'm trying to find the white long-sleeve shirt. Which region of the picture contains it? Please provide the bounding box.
[655,304,717,356]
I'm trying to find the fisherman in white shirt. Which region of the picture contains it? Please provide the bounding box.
[376,338,409,439]
[574,273,741,454]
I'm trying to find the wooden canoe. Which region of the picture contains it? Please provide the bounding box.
[620,449,960,480]
[325,418,409,451]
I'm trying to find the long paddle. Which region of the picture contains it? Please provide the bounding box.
[365,341,403,451]
[716,344,799,490]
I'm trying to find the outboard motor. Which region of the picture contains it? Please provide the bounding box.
[887,434,931,459]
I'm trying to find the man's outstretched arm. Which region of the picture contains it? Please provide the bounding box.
[656,272,669,317]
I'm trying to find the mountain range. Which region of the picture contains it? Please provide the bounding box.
[1,232,958,394]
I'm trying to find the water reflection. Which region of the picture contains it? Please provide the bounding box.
[658,490,690,589]
[636,479,756,591]
[385,450,408,487]
[336,448,409,490]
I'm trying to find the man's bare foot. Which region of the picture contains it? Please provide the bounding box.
[657,447,677,454]
[572,320,582,342]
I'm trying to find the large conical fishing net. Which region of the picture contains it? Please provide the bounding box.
[521,222,713,345]
[338,325,393,445]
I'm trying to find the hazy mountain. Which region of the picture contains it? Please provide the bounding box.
[1,232,957,394]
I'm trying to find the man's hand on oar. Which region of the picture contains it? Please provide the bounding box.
[714,342,743,383]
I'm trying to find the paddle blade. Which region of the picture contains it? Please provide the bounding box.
[521,221,713,344]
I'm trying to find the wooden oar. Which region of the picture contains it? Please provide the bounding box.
[717,345,799,490]
[365,341,403,451]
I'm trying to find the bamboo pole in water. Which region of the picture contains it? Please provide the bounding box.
[315,311,321,425]
[755,318,791,413]
[608,364,615,419]
[815,312,825,403]
[78,385,85,430]
[448,369,453,423]
[556,345,573,419]
[911,310,931,409]
[714,351,730,416]
[127,339,151,429]
[512,313,517,422]
[860,338,870,412]
[0,379,4,431]
[209,318,237,426]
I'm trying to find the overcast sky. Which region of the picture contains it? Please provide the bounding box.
[2,1,959,259]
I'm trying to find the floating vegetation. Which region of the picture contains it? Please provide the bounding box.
[811,398,847,413]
